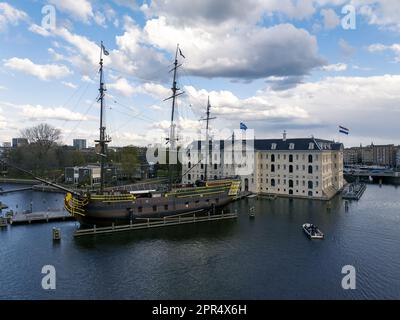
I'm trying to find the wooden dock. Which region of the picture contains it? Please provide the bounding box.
[9,209,74,225]
[74,211,238,237]
[0,187,33,195]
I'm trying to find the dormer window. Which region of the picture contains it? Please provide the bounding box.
[289,143,295,150]
[271,143,277,150]
[308,142,314,150]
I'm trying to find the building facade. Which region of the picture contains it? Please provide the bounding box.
[344,144,397,168]
[12,138,28,148]
[373,144,396,167]
[361,145,374,165]
[344,147,360,165]
[73,139,87,150]
[182,138,344,200]
[65,165,101,187]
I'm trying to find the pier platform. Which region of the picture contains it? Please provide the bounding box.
[74,211,238,237]
[9,209,74,225]
[342,183,367,200]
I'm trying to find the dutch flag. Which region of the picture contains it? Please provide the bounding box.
[339,125,349,135]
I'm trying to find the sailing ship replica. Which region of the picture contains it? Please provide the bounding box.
[63,43,241,227]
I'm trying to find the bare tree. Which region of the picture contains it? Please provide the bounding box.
[21,123,61,149]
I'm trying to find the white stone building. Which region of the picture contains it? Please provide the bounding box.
[182,137,344,200]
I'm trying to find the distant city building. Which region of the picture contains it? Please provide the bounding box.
[73,139,87,150]
[344,147,360,165]
[2,142,11,148]
[12,138,28,148]
[344,144,397,168]
[396,148,400,169]
[182,137,344,200]
[373,144,395,167]
[361,145,374,165]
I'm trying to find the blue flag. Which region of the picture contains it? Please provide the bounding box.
[240,122,248,130]
[339,125,349,135]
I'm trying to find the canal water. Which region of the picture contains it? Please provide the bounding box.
[0,183,399,299]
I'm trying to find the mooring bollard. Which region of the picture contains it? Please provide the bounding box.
[52,227,61,241]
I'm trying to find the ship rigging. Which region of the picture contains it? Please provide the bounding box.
[3,41,241,227]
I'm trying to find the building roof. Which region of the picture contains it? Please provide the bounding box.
[254,138,343,151]
[189,138,343,152]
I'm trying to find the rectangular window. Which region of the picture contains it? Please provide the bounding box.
[152,205,157,212]
[164,204,168,211]
[138,206,142,213]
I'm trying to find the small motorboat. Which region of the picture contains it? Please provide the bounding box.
[302,223,324,239]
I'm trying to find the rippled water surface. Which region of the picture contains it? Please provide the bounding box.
[1,183,399,299]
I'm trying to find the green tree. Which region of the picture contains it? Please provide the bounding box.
[120,146,139,179]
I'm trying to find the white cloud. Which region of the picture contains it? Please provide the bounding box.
[48,48,64,61]
[147,74,400,146]
[28,24,51,37]
[321,63,347,71]
[20,104,89,121]
[0,2,28,32]
[108,78,136,96]
[368,43,400,62]
[48,0,93,23]
[81,75,95,83]
[355,0,400,31]
[108,77,170,98]
[3,57,72,80]
[145,18,325,79]
[142,0,319,25]
[182,85,310,122]
[62,81,77,89]
[320,8,340,29]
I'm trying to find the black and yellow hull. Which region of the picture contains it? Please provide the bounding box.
[65,179,241,227]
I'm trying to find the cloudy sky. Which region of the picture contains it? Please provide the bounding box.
[1,0,400,147]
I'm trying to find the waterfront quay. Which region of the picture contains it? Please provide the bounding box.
[9,210,73,225]
[0,183,399,299]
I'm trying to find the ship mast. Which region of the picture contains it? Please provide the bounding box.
[165,44,184,189]
[200,97,216,181]
[95,41,111,194]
